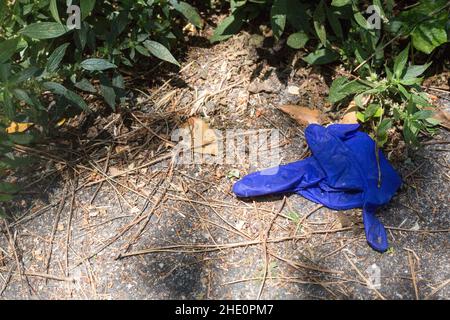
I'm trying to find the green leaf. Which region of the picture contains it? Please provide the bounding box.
[75,78,97,93]
[0,38,19,64]
[396,83,411,99]
[0,63,11,82]
[80,58,117,71]
[286,1,311,32]
[0,0,7,26]
[226,169,240,179]
[10,66,40,84]
[135,45,151,57]
[170,0,203,28]
[81,0,96,20]
[8,133,34,145]
[378,118,392,133]
[356,111,365,122]
[425,118,440,126]
[43,82,66,95]
[411,92,433,108]
[210,10,245,43]
[0,194,14,202]
[313,0,327,45]
[326,7,343,39]
[403,63,431,80]
[271,0,287,40]
[143,40,180,67]
[353,4,369,29]
[399,77,422,86]
[49,0,62,24]
[286,211,300,222]
[328,77,349,103]
[0,182,19,194]
[412,110,433,120]
[43,82,89,111]
[377,119,392,145]
[2,90,15,120]
[1,156,33,169]
[12,89,34,106]
[331,0,351,7]
[328,77,369,104]
[364,104,381,119]
[302,48,339,65]
[393,44,409,79]
[287,32,309,49]
[411,22,447,54]
[46,43,70,73]
[99,75,116,111]
[20,22,68,39]
[394,0,448,54]
[403,119,418,145]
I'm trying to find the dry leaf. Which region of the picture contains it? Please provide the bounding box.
[279,104,324,125]
[287,85,300,95]
[337,214,352,228]
[115,145,130,154]
[341,112,358,124]
[340,100,359,124]
[109,166,122,176]
[182,117,219,155]
[130,207,140,214]
[5,122,33,133]
[339,96,371,124]
[56,118,66,127]
[248,81,274,94]
[428,105,450,130]
[182,23,197,36]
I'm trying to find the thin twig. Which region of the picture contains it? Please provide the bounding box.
[257,197,286,300]
[65,180,77,277]
[44,183,68,282]
[343,252,385,300]
[424,279,450,300]
[0,265,14,296]
[406,249,420,300]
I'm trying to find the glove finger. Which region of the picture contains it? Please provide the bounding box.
[233,157,324,198]
[362,208,389,252]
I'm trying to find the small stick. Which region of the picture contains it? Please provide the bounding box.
[0,265,14,296]
[81,153,172,188]
[344,252,386,300]
[3,220,26,294]
[257,197,286,299]
[44,183,68,283]
[65,180,77,277]
[424,279,450,300]
[89,146,112,205]
[406,250,420,300]
[0,268,74,283]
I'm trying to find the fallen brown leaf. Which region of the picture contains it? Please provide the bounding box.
[108,167,122,176]
[279,104,324,125]
[340,112,358,124]
[340,100,359,124]
[183,117,219,155]
[339,96,371,124]
[248,81,275,94]
[429,105,450,130]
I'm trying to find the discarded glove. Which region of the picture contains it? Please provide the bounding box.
[233,123,402,252]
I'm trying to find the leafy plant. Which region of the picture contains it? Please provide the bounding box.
[211,0,449,147]
[0,0,203,210]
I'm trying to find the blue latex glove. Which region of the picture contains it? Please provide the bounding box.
[233,124,402,252]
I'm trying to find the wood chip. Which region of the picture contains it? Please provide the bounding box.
[279,104,325,125]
